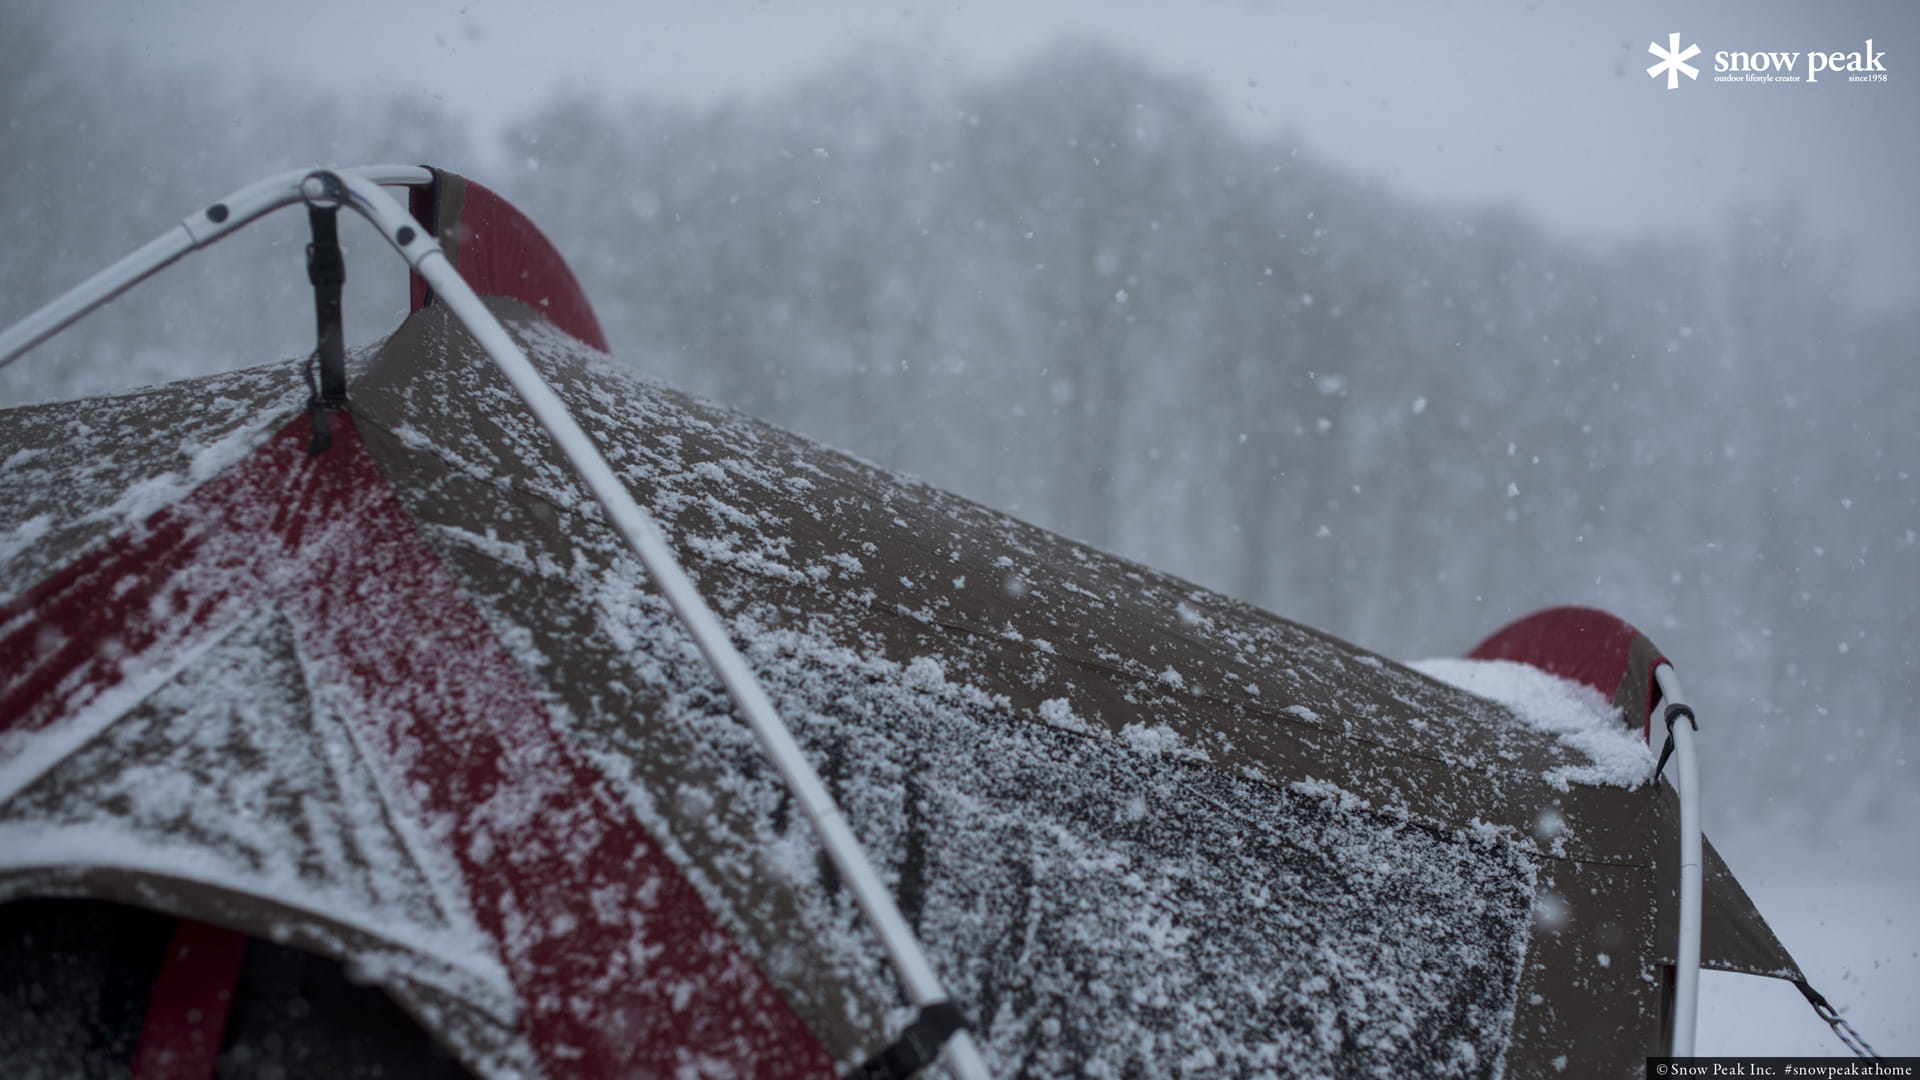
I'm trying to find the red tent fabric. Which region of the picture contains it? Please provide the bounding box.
[0,167,1806,1079]
[5,412,833,1077]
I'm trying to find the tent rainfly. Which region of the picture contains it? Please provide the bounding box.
[0,165,1824,1079]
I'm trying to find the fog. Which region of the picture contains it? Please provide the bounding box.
[4,0,1915,1055]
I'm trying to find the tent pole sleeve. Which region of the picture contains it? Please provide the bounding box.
[324,169,993,1080]
[0,165,434,373]
[1653,662,1701,1056]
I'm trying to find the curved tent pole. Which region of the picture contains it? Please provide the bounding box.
[0,165,989,1080]
[320,168,990,1080]
[0,166,433,372]
[1653,662,1703,1056]
[326,167,989,1080]
[1469,607,1705,1058]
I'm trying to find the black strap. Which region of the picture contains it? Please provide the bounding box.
[1652,701,1696,782]
[304,204,348,454]
[302,353,332,454]
[845,1001,968,1080]
[307,204,347,402]
[1797,979,1880,1057]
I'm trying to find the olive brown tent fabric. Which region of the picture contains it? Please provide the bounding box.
[0,170,1801,1079]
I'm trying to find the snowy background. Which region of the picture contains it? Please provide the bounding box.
[4,0,1914,1058]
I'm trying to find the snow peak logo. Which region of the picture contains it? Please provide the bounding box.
[1646,32,1890,87]
[1647,34,1701,89]
[1713,39,1887,83]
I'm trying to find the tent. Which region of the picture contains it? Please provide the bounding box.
[0,166,1809,1078]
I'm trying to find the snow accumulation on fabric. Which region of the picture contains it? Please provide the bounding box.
[346,310,1541,1078]
[0,605,521,1048]
[0,354,318,599]
[600,600,1537,1080]
[2,312,1586,1078]
[1405,658,1654,791]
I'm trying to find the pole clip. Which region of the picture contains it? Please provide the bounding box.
[846,1001,969,1080]
[1653,701,1696,782]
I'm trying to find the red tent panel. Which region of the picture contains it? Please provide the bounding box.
[0,414,828,1078]
[409,170,609,353]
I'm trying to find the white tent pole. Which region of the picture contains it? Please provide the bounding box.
[322,170,991,1080]
[0,162,986,1078]
[1652,662,1702,1057]
[0,228,195,370]
[0,166,431,372]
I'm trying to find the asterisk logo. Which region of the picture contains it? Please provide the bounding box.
[1647,32,1702,89]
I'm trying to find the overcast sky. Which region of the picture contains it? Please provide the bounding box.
[60,0,1920,305]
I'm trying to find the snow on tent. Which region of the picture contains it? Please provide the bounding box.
[0,165,1814,1078]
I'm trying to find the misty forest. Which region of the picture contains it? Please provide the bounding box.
[2,9,1914,849]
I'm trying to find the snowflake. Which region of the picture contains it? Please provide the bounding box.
[1647,33,1702,90]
